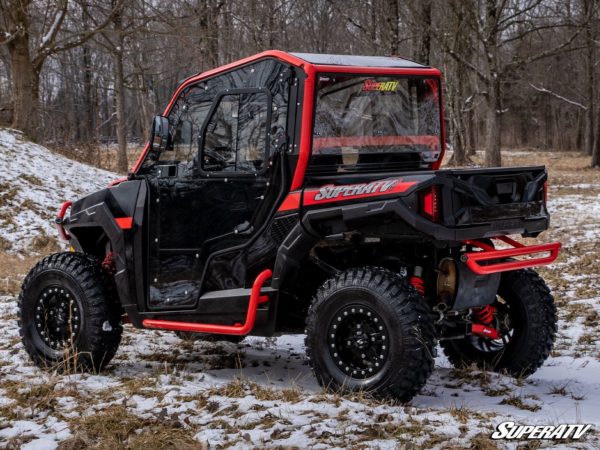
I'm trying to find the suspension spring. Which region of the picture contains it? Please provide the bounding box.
[409,276,425,296]
[472,305,495,325]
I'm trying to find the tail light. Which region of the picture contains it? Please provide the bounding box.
[420,185,441,222]
[543,180,548,204]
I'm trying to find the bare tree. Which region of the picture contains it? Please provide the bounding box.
[0,0,124,138]
[427,0,581,166]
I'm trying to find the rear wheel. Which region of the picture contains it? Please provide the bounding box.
[18,252,123,372]
[305,267,435,402]
[441,269,556,377]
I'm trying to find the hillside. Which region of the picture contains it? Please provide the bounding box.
[0,128,116,254]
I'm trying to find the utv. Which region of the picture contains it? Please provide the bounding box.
[19,51,560,401]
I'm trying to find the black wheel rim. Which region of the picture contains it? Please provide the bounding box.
[34,285,81,351]
[470,298,514,352]
[327,305,390,379]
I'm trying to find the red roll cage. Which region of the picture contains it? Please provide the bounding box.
[130,50,446,191]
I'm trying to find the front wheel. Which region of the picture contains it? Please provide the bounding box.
[18,252,123,372]
[441,269,557,377]
[305,267,435,402]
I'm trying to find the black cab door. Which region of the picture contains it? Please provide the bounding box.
[144,59,290,311]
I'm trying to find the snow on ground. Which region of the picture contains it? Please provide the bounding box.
[0,142,598,448]
[0,128,115,254]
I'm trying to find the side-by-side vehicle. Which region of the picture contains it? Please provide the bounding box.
[19,51,559,401]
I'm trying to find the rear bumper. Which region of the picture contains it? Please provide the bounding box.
[462,236,561,275]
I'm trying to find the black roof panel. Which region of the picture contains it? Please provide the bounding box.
[290,52,428,68]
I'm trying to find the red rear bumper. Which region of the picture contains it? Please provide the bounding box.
[462,236,561,275]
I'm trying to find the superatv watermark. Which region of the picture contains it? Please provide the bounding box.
[491,421,592,440]
[313,179,399,201]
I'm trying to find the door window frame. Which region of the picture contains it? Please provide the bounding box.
[198,87,273,178]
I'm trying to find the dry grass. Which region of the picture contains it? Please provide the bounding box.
[49,143,143,175]
[0,252,40,296]
[58,405,206,450]
[499,395,541,412]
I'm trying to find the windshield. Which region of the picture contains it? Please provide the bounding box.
[309,74,442,174]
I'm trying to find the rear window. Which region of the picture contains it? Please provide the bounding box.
[309,75,441,174]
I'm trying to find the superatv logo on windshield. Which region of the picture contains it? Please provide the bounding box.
[362,79,399,92]
[314,180,400,201]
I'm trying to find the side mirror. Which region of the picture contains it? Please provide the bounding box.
[150,115,171,152]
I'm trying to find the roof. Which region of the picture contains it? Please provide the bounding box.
[290,52,428,69]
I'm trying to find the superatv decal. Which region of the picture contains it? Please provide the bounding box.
[305,178,418,206]
[314,179,399,200]
[276,178,419,213]
[362,80,399,92]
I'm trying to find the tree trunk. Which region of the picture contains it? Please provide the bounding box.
[584,0,595,155]
[135,73,154,141]
[385,0,399,55]
[447,58,471,166]
[198,0,220,70]
[466,108,476,156]
[82,42,94,143]
[114,49,128,173]
[414,0,431,64]
[592,106,600,167]
[484,77,502,167]
[7,34,39,139]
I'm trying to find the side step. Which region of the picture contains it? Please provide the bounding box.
[199,286,277,302]
[142,269,273,335]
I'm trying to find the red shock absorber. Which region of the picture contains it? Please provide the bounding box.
[409,266,425,296]
[102,251,116,276]
[471,305,499,339]
[472,305,495,325]
[409,276,425,296]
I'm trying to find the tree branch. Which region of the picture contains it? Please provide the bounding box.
[32,0,126,70]
[529,83,588,109]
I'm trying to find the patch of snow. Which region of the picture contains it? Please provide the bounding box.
[0,128,116,253]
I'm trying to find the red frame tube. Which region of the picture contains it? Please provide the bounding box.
[55,201,72,241]
[290,62,316,190]
[463,237,561,275]
[142,269,273,335]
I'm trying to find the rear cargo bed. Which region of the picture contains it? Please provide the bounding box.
[300,165,549,241]
[435,166,548,236]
